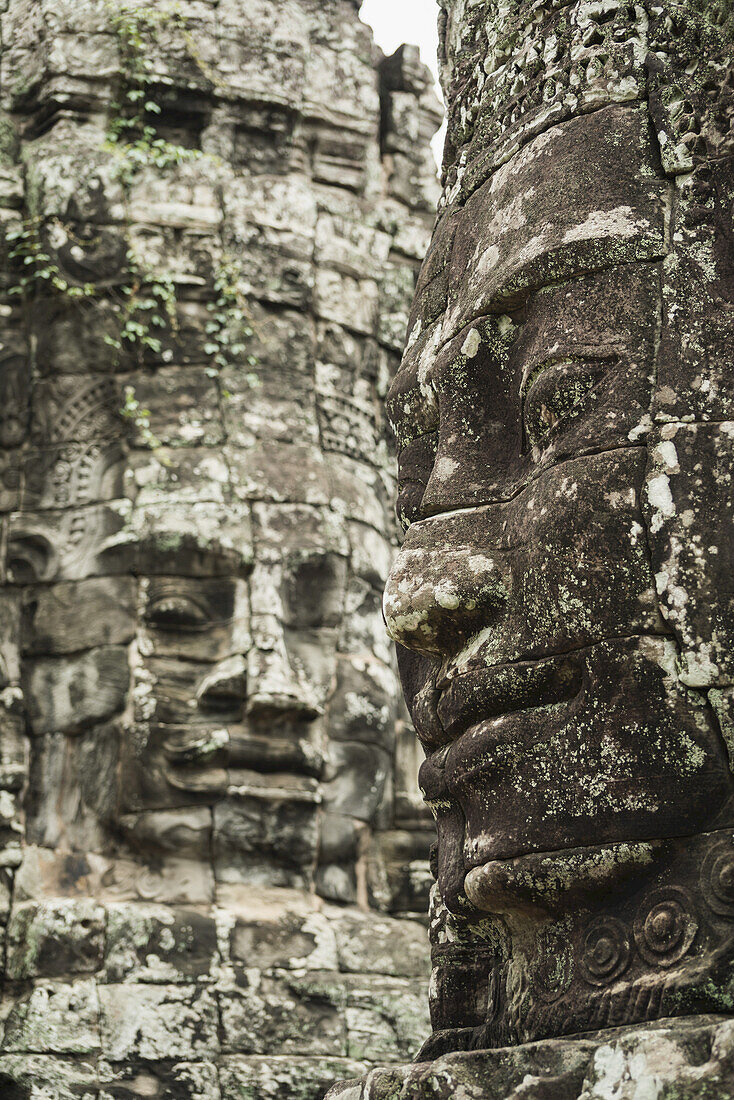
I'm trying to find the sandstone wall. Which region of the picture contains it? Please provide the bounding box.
[0,0,442,1094]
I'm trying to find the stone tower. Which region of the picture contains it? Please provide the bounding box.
[0,0,442,1095]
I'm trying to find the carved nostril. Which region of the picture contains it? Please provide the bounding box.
[196,655,247,715]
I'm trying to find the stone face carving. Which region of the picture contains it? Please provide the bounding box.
[379,0,734,1059]
[0,0,442,1093]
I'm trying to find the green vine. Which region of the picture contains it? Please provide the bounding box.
[205,259,259,387]
[6,218,96,300]
[8,2,258,385]
[119,384,163,451]
[104,248,177,363]
[104,0,206,184]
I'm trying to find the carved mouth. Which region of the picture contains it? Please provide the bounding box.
[434,654,583,748]
[160,725,323,784]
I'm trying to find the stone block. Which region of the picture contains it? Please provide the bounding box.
[1,978,101,1054]
[329,908,430,979]
[121,369,223,449]
[0,702,27,794]
[25,724,118,852]
[0,1054,99,1100]
[22,442,127,511]
[5,898,105,979]
[98,984,219,1062]
[21,577,136,656]
[219,972,347,1056]
[103,904,218,984]
[0,592,21,687]
[314,269,378,336]
[97,1060,221,1099]
[376,262,415,352]
[227,896,338,972]
[321,741,390,824]
[368,830,434,917]
[326,658,397,749]
[219,1055,369,1100]
[7,501,132,584]
[126,448,231,509]
[212,794,320,892]
[23,645,129,735]
[644,422,734,687]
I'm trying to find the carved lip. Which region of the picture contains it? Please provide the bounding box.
[160,725,323,778]
[434,654,583,747]
[464,839,660,908]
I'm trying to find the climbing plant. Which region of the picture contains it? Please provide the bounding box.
[205,259,259,387]
[105,0,207,183]
[6,217,96,301]
[8,0,257,417]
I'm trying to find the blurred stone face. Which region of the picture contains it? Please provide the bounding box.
[384,0,734,1049]
[0,1,444,1088]
[11,315,406,897]
[1,0,443,914]
[118,500,354,889]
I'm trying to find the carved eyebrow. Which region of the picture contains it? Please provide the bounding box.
[135,535,253,578]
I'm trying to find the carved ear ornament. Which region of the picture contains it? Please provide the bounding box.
[633,887,699,969]
[702,837,734,917]
[531,882,714,998]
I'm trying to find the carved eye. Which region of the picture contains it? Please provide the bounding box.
[145,596,209,632]
[523,359,605,449]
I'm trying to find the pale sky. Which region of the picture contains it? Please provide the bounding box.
[360,0,446,165]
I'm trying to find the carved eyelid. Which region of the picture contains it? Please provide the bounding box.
[521,353,615,392]
[145,595,213,631]
[522,356,580,398]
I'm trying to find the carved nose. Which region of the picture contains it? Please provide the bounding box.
[246,646,322,723]
[383,545,508,658]
[197,655,247,715]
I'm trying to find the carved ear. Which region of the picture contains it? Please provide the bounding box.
[7,531,57,584]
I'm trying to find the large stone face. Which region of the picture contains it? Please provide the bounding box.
[0,0,441,1092]
[378,0,734,1066]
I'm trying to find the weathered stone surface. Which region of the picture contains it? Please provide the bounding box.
[5,898,105,979]
[0,0,440,1090]
[644,422,734,687]
[220,1056,369,1100]
[331,1016,734,1100]
[335,0,734,1089]
[24,646,129,735]
[1,979,101,1054]
[21,577,136,656]
[103,903,219,983]
[98,984,220,1061]
[0,1055,100,1100]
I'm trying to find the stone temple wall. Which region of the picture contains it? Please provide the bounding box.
[0,0,442,1094]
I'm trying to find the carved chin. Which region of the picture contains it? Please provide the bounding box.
[463,840,663,915]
